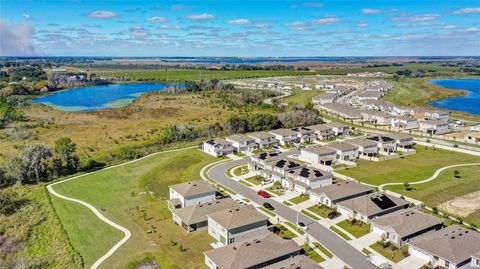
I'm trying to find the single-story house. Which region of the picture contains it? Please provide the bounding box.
[263,255,323,269]
[326,142,359,161]
[308,124,335,140]
[226,134,258,152]
[291,126,316,143]
[366,135,397,154]
[207,205,270,246]
[337,192,410,223]
[346,138,379,157]
[391,116,419,130]
[299,146,337,166]
[168,180,217,210]
[419,120,449,135]
[204,233,301,269]
[370,208,443,247]
[247,131,279,148]
[172,199,237,232]
[269,129,300,146]
[408,225,480,269]
[286,167,333,193]
[203,138,234,157]
[310,181,374,208]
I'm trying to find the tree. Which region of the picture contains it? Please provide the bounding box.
[453,169,460,178]
[54,137,79,172]
[0,190,18,215]
[403,181,411,191]
[19,144,53,183]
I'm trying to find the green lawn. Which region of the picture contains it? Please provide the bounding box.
[312,242,333,258]
[301,210,320,220]
[267,183,286,196]
[307,204,335,218]
[274,224,297,239]
[50,148,218,269]
[330,226,352,241]
[284,222,306,235]
[283,200,294,206]
[301,244,325,263]
[288,194,310,204]
[370,242,409,263]
[244,175,263,185]
[340,147,480,186]
[336,220,371,238]
[232,165,249,176]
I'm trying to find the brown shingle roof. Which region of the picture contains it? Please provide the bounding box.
[371,209,443,238]
[302,145,336,155]
[326,141,359,151]
[207,205,268,230]
[264,255,323,269]
[173,199,237,225]
[204,233,301,269]
[347,138,378,148]
[169,180,216,197]
[311,181,374,202]
[337,192,409,217]
[409,225,480,265]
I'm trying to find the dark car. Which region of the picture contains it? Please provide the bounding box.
[327,211,339,219]
[263,202,275,210]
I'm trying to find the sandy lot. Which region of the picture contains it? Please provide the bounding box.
[439,190,480,217]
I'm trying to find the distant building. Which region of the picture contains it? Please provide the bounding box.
[419,120,449,135]
[203,138,234,157]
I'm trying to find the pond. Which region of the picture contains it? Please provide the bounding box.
[429,78,480,115]
[31,83,182,112]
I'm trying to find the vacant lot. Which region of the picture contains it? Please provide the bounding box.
[340,147,480,186]
[50,148,218,269]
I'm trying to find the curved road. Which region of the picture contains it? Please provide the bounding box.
[378,163,480,191]
[206,159,374,269]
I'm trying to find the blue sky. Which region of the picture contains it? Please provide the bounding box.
[1,0,479,56]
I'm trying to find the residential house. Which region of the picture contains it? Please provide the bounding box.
[317,103,362,120]
[204,233,301,269]
[356,90,384,100]
[286,167,333,193]
[263,255,324,269]
[471,251,480,268]
[370,208,443,247]
[366,134,397,154]
[391,116,419,130]
[347,138,379,157]
[291,126,316,143]
[299,146,337,166]
[269,129,299,146]
[172,199,237,232]
[249,152,283,170]
[263,158,305,188]
[207,205,269,246]
[247,131,279,149]
[408,225,480,269]
[308,124,335,140]
[226,134,258,152]
[312,92,337,104]
[424,110,449,123]
[361,110,393,126]
[419,120,449,135]
[337,192,410,223]
[203,138,234,157]
[464,132,480,144]
[325,122,350,136]
[168,180,217,210]
[327,142,359,161]
[310,181,374,208]
[388,133,416,150]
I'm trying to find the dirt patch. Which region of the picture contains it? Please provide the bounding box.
[438,190,480,217]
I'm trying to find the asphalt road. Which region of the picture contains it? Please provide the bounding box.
[207,158,374,269]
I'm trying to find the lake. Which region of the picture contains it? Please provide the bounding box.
[429,78,480,115]
[32,83,182,112]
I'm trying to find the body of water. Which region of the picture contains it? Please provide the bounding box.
[428,78,480,115]
[32,83,181,112]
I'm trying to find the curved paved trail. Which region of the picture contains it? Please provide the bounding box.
[378,163,480,191]
[47,146,196,269]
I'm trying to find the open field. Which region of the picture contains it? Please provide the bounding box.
[386,165,480,227]
[340,147,480,186]
[50,148,218,269]
[282,89,323,106]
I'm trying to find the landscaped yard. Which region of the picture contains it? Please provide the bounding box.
[288,193,310,204]
[370,241,409,263]
[340,147,480,186]
[336,220,371,238]
[267,182,286,196]
[312,242,333,258]
[50,148,218,269]
[274,224,297,239]
[244,175,263,185]
[301,210,320,220]
[232,165,249,176]
[307,204,336,218]
[301,244,325,263]
[330,226,352,241]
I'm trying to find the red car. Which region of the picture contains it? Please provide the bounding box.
[257,190,271,198]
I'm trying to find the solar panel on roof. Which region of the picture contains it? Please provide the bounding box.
[370,195,397,210]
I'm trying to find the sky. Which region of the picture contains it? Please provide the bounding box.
[1,0,479,57]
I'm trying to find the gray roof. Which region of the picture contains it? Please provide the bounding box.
[420,120,448,126]
[264,255,323,269]
[346,138,378,148]
[473,250,480,260]
[247,131,275,139]
[226,134,254,143]
[173,199,237,225]
[337,192,409,217]
[287,167,332,181]
[207,205,268,230]
[204,233,301,269]
[205,138,232,146]
[267,158,304,170]
[269,128,298,137]
[371,209,443,238]
[409,225,480,265]
[252,152,282,162]
[291,126,314,134]
[311,181,374,202]
[308,124,332,132]
[302,145,336,156]
[169,180,216,197]
[356,91,384,98]
[386,133,414,141]
[326,142,359,151]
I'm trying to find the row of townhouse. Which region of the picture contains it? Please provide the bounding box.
[299,133,415,166]
[309,181,480,268]
[312,85,356,104]
[202,122,351,157]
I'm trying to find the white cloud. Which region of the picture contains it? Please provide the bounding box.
[22,13,32,19]
[443,25,457,30]
[362,9,382,14]
[302,2,323,7]
[158,25,181,30]
[146,16,168,23]
[286,21,309,31]
[0,20,35,56]
[465,27,480,32]
[228,19,250,25]
[357,21,368,28]
[87,11,119,19]
[313,16,343,25]
[390,14,439,22]
[127,27,149,38]
[184,13,215,20]
[452,8,480,14]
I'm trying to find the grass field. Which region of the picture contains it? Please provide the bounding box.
[50,148,218,269]
[282,89,323,107]
[340,147,480,186]
[369,242,409,263]
[307,204,335,218]
[288,193,310,204]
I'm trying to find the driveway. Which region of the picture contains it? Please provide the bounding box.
[207,159,374,269]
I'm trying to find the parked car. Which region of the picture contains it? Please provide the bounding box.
[296,222,308,231]
[263,202,274,210]
[257,190,271,198]
[327,211,340,219]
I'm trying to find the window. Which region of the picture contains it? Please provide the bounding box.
[229,238,235,244]
[445,261,449,268]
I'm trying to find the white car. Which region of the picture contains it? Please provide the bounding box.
[296,222,308,231]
